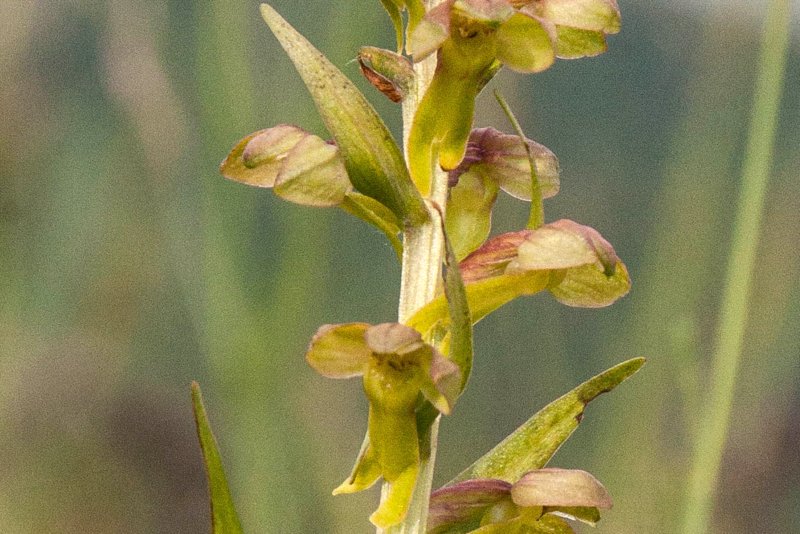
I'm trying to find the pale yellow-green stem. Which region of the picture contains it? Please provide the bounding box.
[381,2,450,533]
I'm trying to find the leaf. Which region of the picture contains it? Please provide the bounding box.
[380,0,405,52]
[442,218,474,393]
[191,382,245,534]
[260,4,427,225]
[450,357,645,483]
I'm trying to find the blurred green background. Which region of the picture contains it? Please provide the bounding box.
[1,1,797,532]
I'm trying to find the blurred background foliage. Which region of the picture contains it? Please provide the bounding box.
[0,1,797,532]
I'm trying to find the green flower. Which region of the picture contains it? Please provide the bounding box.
[407,0,620,196]
[427,468,613,533]
[306,322,461,528]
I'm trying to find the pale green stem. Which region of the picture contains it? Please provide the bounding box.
[680,2,790,532]
[380,2,449,533]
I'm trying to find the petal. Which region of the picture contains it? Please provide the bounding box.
[333,437,382,494]
[242,124,307,169]
[554,26,608,59]
[274,135,352,207]
[548,258,630,308]
[305,323,371,378]
[446,171,499,260]
[408,1,453,61]
[364,322,425,356]
[219,125,306,188]
[515,219,619,272]
[511,468,613,509]
[496,12,557,73]
[513,220,605,271]
[460,127,560,201]
[420,349,462,414]
[428,479,513,533]
[522,0,621,34]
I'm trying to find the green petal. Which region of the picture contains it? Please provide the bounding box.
[511,468,612,509]
[190,383,244,534]
[554,26,607,59]
[408,2,451,61]
[450,357,645,483]
[549,259,630,307]
[274,135,351,207]
[260,4,427,225]
[358,46,415,103]
[522,0,621,34]
[407,270,551,337]
[333,436,382,494]
[220,126,305,188]
[305,323,371,378]
[496,12,556,73]
[446,171,499,260]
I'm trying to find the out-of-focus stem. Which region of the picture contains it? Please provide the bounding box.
[680,1,790,532]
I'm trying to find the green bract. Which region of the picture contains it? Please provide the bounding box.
[260,4,428,226]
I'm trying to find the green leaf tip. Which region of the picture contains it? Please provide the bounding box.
[191,382,244,534]
[451,357,645,484]
[259,3,428,226]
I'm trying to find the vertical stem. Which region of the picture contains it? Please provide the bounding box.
[380,2,449,532]
[680,1,790,532]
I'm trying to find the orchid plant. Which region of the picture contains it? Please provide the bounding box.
[191,1,643,533]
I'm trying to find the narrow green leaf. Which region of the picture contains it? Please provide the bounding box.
[493,91,546,229]
[380,0,405,52]
[442,218,474,393]
[451,358,645,483]
[260,4,427,225]
[191,382,244,534]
